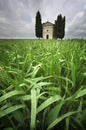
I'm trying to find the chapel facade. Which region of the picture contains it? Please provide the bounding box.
[42,21,54,39]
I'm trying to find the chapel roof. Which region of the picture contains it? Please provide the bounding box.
[43,21,54,26]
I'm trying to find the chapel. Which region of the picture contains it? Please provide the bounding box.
[42,21,54,39]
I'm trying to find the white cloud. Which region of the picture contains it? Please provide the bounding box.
[0,0,33,38]
[66,7,86,38]
[0,0,86,39]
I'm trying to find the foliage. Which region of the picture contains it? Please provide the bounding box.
[0,39,86,130]
[54,14,65,39]
[35,11,43,38]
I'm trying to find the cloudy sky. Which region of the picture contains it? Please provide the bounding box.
[0,0,86,39]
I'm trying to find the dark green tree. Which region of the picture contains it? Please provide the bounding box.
[54,14,65,39]
[57,14,63,39]
[61,16,65,39]
[35,11,42,38]
[53,20,57,39]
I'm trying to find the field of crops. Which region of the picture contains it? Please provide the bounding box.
[0,39,86,130]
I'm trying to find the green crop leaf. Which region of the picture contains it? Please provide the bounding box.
[76,88,86,99]
[15,95,31,101]
[30,89,37,130]
[47,111,79,130]
[66,87,86,102]
[0,104,25,118]
[37,95,62,114]
[34,82,51,89]
[31,64,42,78]
[47,101,64,125]
[0,90,25,103]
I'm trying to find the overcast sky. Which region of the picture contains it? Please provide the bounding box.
[0,0,86,39]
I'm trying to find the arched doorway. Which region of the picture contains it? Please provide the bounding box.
[46,35,49,39]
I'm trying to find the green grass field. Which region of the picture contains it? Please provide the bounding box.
[0,39,86,130]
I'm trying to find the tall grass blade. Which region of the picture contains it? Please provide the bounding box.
[47,101,64,125]
[76,88,86,99]
[37,95,62,114]
[30,89,37,130]
[0,104,25,118]
[47,111,79,130]
[31,64,42,78]
[0,90,25,103]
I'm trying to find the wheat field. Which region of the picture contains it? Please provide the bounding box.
[0,39,86,130]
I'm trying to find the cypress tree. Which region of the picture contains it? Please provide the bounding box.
[54,14,66,39]
[57,14,63,39]
[35,11,42,38]
[53,20,57,39]
[61,16,65,39]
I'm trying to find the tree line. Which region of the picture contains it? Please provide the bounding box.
[35,11,66,39]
